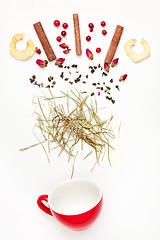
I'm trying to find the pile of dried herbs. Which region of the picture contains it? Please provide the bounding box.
[20,89,115,178]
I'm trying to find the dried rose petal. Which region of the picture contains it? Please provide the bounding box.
[55,58,65,65]
[36,59,48,68]
[111,58,119,67]
[63,49,71,54]
[104,62,110,72]
[86,48,93,60]
[119,74,127,81]
[98,91,101,96]
[35,47,41,54]
[59,43,69,49]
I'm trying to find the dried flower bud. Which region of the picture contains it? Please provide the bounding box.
[36,59,48,68]
[59,43,69,49]
[119,74,127,81]
[55,58,65,66]
[40,83,44,87]
[35,47,41,54]
[63,49,71,54]
[104,62,110,72]
[111,58,119,67]
[86,49,94,60]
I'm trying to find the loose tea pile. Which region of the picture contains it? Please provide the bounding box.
[20,90,115,178]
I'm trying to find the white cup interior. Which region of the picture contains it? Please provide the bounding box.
[48,180,102,215]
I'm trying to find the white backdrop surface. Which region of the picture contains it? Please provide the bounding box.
[0,0,160,239]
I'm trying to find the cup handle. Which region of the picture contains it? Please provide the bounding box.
[37,195,53,216]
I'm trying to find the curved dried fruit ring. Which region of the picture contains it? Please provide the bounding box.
[124,38,150,63]
[9,33,35,60]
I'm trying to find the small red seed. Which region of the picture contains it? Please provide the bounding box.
[62,23,68,29]
[56,36,62,42]
[96,48,101,53]
[102,30,107,35]
[86,36,91,41]
[101,21,106,27]
[88,23,94,29]
[61,31,67,37]
[54,20,60,27]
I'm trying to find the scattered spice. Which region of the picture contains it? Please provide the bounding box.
[65,78,69,81]
[91,92,95,96]
[69,81,73,85]
[86,75,88,78]
[104,62,110,72]
[55,58,65,66]
[91,69,95,74]
[71,64,78,68]
[111,58,119,67]
[30,78,35,83]
[86,48,94,60]
[35,47,41,54]
[63,49,71,54]
[92,83,97,86]
[102,72,107,76]
[98,63,101,68]
[82,81,86,84]
[36,59,48,68]
[115,85,120,91]
[59,43,69,49]
[110,79,113,83]
[119,74,127,81]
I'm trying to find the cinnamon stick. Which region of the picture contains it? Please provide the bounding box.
[33,21,56,62]
[104,25,124,64]
[73,14,82,55]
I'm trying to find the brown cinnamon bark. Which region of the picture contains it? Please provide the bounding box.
[33,22,56,61]
[104,25,124,64]
[73,14,82,55]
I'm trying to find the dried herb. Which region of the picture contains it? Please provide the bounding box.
[20,90,115,178]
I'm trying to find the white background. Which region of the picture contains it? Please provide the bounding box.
[0,0,160,239]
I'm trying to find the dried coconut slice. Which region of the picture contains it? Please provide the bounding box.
[124,38,150,63]
[9,33,35,60]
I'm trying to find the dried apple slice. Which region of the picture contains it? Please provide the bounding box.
[9,33,35,60]
[124,38,150,63]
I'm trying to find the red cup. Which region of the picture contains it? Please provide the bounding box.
[37,179,103,231]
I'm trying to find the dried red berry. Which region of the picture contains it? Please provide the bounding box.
[54,20,60,27]
[88,23,94,29]
[56,36,62,42]
[86,36,91,41]
[62,23,68,29]
[90,28,93,32]
[101,21,106,27]
[102,30,107,36]
[96,48,101,53]
[61,31,67,37]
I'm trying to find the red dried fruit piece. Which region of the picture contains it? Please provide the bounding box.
[62,23,68,29]
[104,62,110,72]
[111,58,119,67]
[119,74,127,81]
[96,48,101,53]
[102,30,107,36]
[63,49,71,54]
[101,21,106,27]
[55,58,65,65]
[86,36,91,41]
[61,31,67,37]
[86,48,93,60]
[54,20,60,27]
[90,28,93,32]
[35,47,41,54]
[59,43,69,49]
[56,36,62,42]
[88,23,94,29]
[36,59,48,68]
